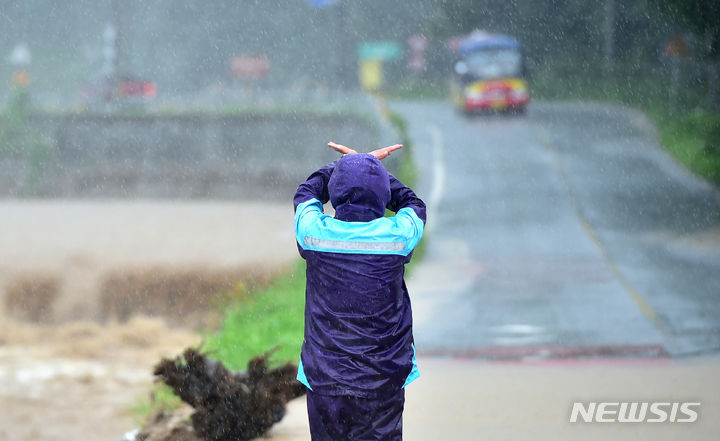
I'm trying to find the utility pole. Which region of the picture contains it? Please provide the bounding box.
[705,28,719,111]
[112,0,124,79]
[309,0,348,89]
[103,25,117,79]
[336,1,348,89]
[602,0,615,79]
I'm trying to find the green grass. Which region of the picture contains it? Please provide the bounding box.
[650,109,720,185]
[202,261,307,370]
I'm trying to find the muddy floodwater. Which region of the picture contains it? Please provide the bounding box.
[0,200,297,441]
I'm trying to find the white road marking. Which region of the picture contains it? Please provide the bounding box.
[490,324,546,335]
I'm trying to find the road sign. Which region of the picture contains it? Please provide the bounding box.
[664,34,690,58]
[230,54,270,79]
[359,59,382,92]
[407,34,428,73]
[358,42,401,61]
[408,34,428,52]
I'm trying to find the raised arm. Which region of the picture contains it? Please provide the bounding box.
[293,161,336,211]
[328,141,402,161]
[387,174,426,224]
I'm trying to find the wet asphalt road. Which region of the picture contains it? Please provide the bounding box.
[394,100,720,359]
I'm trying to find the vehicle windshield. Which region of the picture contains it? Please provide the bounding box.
[464,48,523,79]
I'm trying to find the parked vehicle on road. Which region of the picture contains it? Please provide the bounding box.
[82,76,156,107]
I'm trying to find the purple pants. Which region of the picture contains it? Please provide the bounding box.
[306,389,405,441]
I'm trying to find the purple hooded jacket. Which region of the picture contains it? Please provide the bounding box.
[293,154,426,398]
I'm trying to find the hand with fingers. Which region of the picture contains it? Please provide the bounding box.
[328,141,402,160]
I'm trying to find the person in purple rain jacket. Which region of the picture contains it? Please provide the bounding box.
[293,141,426,441]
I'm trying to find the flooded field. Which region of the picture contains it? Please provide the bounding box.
[0,200,297,441]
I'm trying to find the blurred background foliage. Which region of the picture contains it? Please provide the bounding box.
[0,0,715,101]
[0,0,718,181]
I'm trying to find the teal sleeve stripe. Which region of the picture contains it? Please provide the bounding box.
[294,198,424,256]
[296,357,312,390]
[403,343,420,388]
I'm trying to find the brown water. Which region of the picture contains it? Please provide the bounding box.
[0,200,297,441]
[0,200,295,322]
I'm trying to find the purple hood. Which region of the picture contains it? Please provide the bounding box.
[328,154,390,222]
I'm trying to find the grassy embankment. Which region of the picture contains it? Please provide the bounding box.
[132,107,424,421]
[650,109,720,184]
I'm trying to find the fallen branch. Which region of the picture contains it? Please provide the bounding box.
[147,347,305,441]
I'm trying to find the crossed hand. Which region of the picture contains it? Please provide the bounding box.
[328,141,402,161]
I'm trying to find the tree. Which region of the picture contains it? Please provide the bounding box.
[653,0,720,110]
